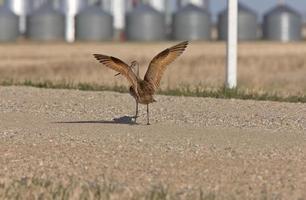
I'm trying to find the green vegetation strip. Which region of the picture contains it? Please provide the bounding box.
[0,177,212,200]
[1,80,306,103]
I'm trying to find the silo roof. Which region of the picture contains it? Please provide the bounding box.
[265,5,301,17]
[238,3,256,15]
[177,4,209,14]
[79,6,111,16]
[0,6,17,16]
[220,3,256,16]
[30,3,62,16]
[131,4,160,14]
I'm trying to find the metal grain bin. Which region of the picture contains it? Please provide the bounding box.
[55,0,90,12]
[76,6,113,41]
[218,3,258,41]
[56,0,91,42]
[0,6,19,41]
[5,0,30,34]
[172,4,211,41]
[27,4,65,41]
[263,5,302,42]
[5,0,47,34]
[125,4,166,41]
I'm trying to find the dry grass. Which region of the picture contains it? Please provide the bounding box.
[0,176,214,200]
[0,41,305,96]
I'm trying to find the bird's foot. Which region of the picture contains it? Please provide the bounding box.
[146,122,151,125]
[132,115,138,123]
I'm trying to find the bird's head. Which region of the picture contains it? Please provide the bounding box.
[130,61,139,71]
[115,60,139,77]
[131,61,140,77]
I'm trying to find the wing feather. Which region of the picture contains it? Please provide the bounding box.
[144,41,188,92]
[93,54,138,88]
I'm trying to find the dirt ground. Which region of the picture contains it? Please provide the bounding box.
[0,86,306,199]
[0,42,306,96]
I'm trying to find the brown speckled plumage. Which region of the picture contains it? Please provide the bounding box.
[93,41,188,125]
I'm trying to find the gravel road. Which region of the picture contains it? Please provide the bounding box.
[0,86,306,199]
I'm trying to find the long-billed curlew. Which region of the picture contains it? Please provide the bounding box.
[93,41,188,125]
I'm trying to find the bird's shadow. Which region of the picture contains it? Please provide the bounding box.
[54,115,137,125]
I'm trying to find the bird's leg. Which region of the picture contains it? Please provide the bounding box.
[146,104,150,125]
[134,101,139,122]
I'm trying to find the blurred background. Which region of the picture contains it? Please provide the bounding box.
[0,0,305,97]
[0,0,305,42]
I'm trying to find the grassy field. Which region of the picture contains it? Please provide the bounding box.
[0,41,305,98]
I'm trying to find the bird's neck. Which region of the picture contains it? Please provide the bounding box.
[135,64,140,79]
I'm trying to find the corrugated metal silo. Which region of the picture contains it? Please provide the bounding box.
[101,0,125,30]
[126,4,166,41]
[56,0,90,42]
[27,3,65,41]
[0,6,19,41]
[263,5,302,42]
[5,0,47,34]
[75,6,113,41]
[172,4,211,41]
[5,0,30,34]
[148,0,165,12]
[218,3,258,41]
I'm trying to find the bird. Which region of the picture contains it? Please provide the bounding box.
[93,41,188,125]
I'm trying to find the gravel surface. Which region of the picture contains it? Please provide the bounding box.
[1,86,306,199]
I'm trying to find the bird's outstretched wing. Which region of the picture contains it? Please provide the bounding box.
[144,41,188,92]
[93,54,138,88]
